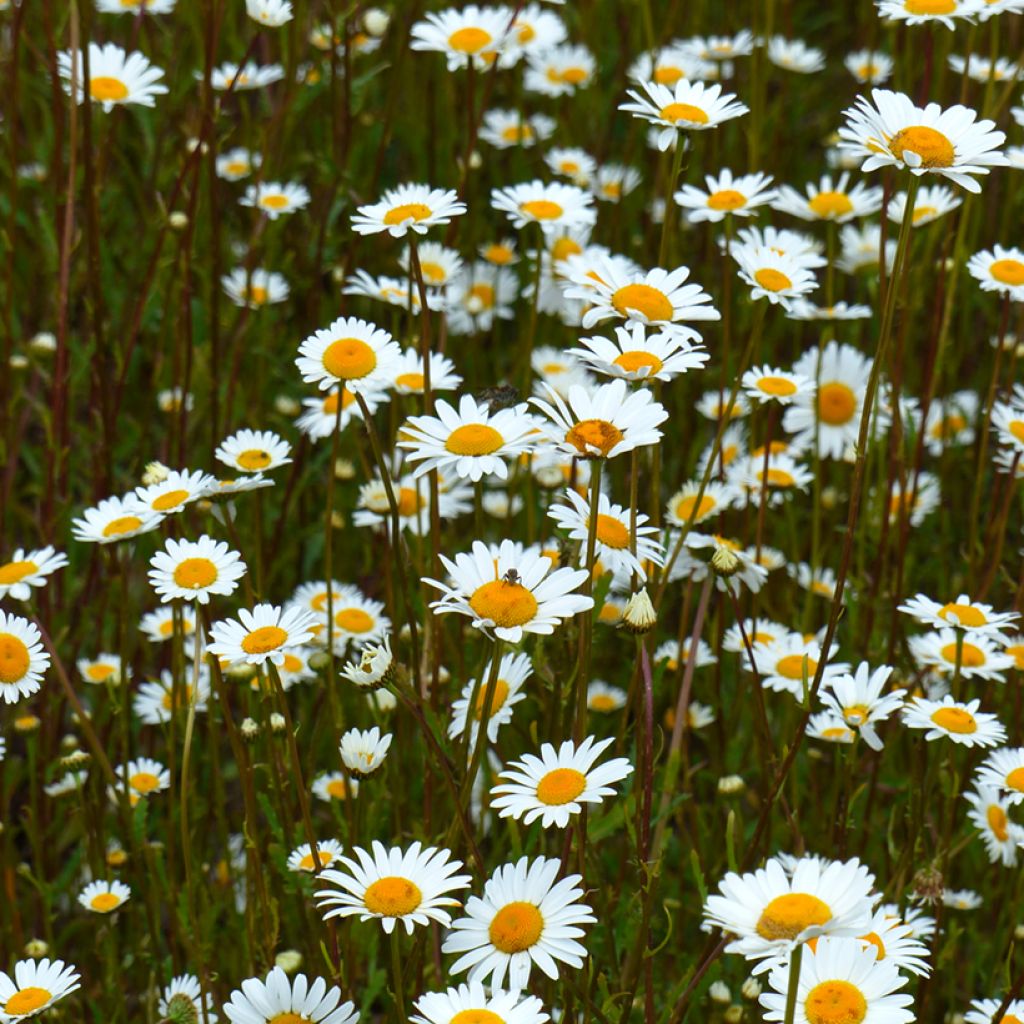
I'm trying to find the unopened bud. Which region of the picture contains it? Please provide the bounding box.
[269,712,287,734]
[622,588,657,635]
[335,459,355,480]
[276,949,303,974]
[718,774,745,795]
[363,8,389,35]
[9,353,28,370]
[29,332,57,354]
[723,1007,743,1024]
[711,545,740,578]
[23,939,48,959]
[143,461,171,486]
[240,717,260,742]
[169,211,189,231]
[741,978,762,1000]
[275,395,300,417]
[709,981,731,1005]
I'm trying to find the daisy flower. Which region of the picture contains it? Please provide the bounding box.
[820,663,907,751]
[909,628,1016,681]
[837,88,1007,193]
[296,316,400,393]
[344,269,445,313]
[902,695,1006,747]
[845,49,894,84]
[312,773,360,803]
[78,653,123,685]
[288,839,344,874]
[210,62,285,91]
[747,633,849,698]
[159,976,217,1024]
[339,726,392,778]
[787,300,873,321]
[856,907,932,976]
[703,856,875,969]
[490,735,633,828]
[491,180,596,235]
[665,480,737,527]
[222,967,358,1024]
[899,593,1020,640]
[0,959,81,1020]
[965,785,1023,865]
[240,181,310,219]
[216,148,261,181]
[679,533,769,595]
[949,54,1022,83]
[448,651,532,743]
[399,394,538,483]
[628,45,712,86]
[351,184,466,238]
[246,0,293,27]
[771,172,883,223]
[942,889,983,910]
[324,588,390,652]
[836,223,896,274]
[674,168,777,223]
[619,79,749,151]
[114,757,171,803]
[296,387,379,441]
[682,31,755,62]
[759,936,914,1023]
[208,604,317,667]
[588,680,627,712]
[809,712,857,744]
[389,348,462,396]
[0,611,49,704]
[215,429,292,473]
[148,536,246,605]
[742,366,813,406]
[130,469,216,516]
[728,224,827,267]
[221,268,290,308]
[589,164,641,204]
[72,494,163,544]
[398,243,464,290]
[530,379,669,460]
[523,42,595,94]
[410,6,512,71]
[507,3,566,53]
[134,669,211,725]
[479,109,555,149]
[876,0,984,28]
[58,43,168,111]
[546,147,597,185]
[315,841,470,934]
[976,746,1024,804]
[442,856,596,989]
[0,547,69,601]
[732,242,819,307]
[966,1000,1024,1024]
[968,245,1024,299]
[766,36,825,73]
[992,399,1024,455]
[412,983,548,1024]
[446,262,518,333]
[570,323,708,383]
[922,391,977,453]
[78,879,131,914]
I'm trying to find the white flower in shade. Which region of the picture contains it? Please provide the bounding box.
[339,726,392,778]
[966,1000,1024,1024]
[72,494,163,544]
[58,43,168,111]
[820,663,906,751]
[703,856,875,970]
[216,428,292,473]
[398,243,465,290]
[569,323,708,381]
[0,959,81,1020]
[246,0,294,26]
[968,245,1024,299]
[619,79,749,151]
[837,88,1007,193]
[210,62,285,91]
[845,49,893,84]
[524,44,596,96]
[546,147,597,184]
[148,536,247,605]
[548,487,664,582]
[628,45,714,86]
[410,6,513,71]
[113,757,171,805]
[788,299,874,321]
[351,184,467,238]
[221,268,290,308]
[398,395,539,483]
[746,633,849,698]
[808,712,857,744]
[296,387,381,442]
[448,651,532,743]
[530,379,669,460]
[412,982,548,1024]
[296,316,400,393]
[446,262,517,334]
[208,604,317,667]
[78,879,131,914]
[0,611,49,704]
[965,785,1023,865]
[732,242,818,307]
[443,856,596,989]
[0,547,69,601]
[134,669,211,725]
[976,746,1024,805]
[344,269,445,313]
[992,398,1024,456]
[312,773,359,804]
[674,168,777,223]
[222,967,358,1024]
[949,53,1022,82]
[216,148,261,181]
[159,975,217,1024]
[942,888,982,910]
[491,180,596,235]
[287,839,344,874]
[490,736,633,828]
[766,36,825,73]
[902,695,1006,747]
[324,587,390,653]
[588,680,627,712]
[876,0,984,28]
[315,841,470,934]
[387,348,462,397]
[665,480,737,528]
[426,539,592,643]
[131,469,216,516]
[591,164,642,203]
[240,181,310,219]
[742,366,813,406]
[759,936,914,1023]
[479,109,556,149]
[78,653,123,685]
[908,628,1016,682]
[899,593,1020,640]
[922,390,977,454]
[772,172,883,223]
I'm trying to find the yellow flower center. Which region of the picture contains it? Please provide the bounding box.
[468,282,496,310]
[4,989,52,1016]
[335,608,374,633]
[804,980,867,1024]
[560,66,588,84]
[445,423,505,456]
[90,76,129,102]
[912,204,938,223]
[754,267,793,292]
[484,243,514,264]
[654,65,684,85]
[395,372,425,392]
[659,102,709,125]
[448,26,492,53]
[757,376,798,397]
[268,1015,307,1024]
[90,891,122,912]
[0,633,30,684]
[130,771,160,794]
[260,194,290,210]
[248,285,268,305]
[595,514,630,549]
[1007,420,1024,443]
[151,489,190,512]
[707,188,747,211]
[776,654,817,681]
[590,694,618,710]
[397,487,422,518]
[363,876,423,916]
[299,849,335,871]
[383,203,433,226]
[613,351,663,375]
[1007,767,1024,791]
[0,559,38,584]
[809,191,853,219]
[611,283,673,321]
[469,578,539,628]
[172,557,218,590]
[420,261,446,284]
[326,779,350,799]
[501,124,534,144]
[475,678,510,719]
[551,237,583,262]
[905,0,956,12]
[225,161,248,175]
[939,641,985,667]
[889,125,955,168]
[536,767,587,805]
[86,662,116,682]
[987,803,1010,842]
[756,893,832,940]
[818,382,857,425]
[451,1012,505,1024]
[161,685,191,712]
[322,389,355,415]
[238,449,272,470]
[764,468,796,487]
[843,703,871,726]
[675,494,716,521]
[489,901,544,952]
[861,931,887,960]
[565,418,625,457]
[990,259,1024,286]
[515,21,536,43]
[938,602,987,628]
[520,199,564,220]
[930,706,977,733]
[241,624,288,654]
[324,337,377,380]
[102,515,143,538]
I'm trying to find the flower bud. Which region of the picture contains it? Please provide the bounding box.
[708,981,731,1005]
[276,950,303,974]
[741,978,762,1000]
[240,717,260,742]
[143,461,171,486]
[622,588,657,635]
[23,939,48,959]
[717,774,745,795]
[711,545,740,578]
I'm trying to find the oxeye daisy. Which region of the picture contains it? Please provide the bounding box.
[398,243,464,290]
[0,546,69,601]
[491,180,596,235]
[479,109,555,150]
[876,0,984,28]
[628,45,712,86]
[490,736,633,828]
[352,183,467,238]
[427,539,592,643]
[412,982,548,1024]
[619,79,749,151]
[131,468,217,516]
[742,366,813,406]
[449,651,531,743]
[895,184,965,231]
[0,612,49,704]
[569,323,709,382]
[288,839,344,874]
[728,224,827,267]
[442,856,596,989]
[976,746,1024,804]
[942,889,983,911]
[312,772,360,803]
[590,164,642,204]
[736,453,814,504]
[315,841,470,934]
[666,481,737,527]
[222,967,359,1024]
[968,245,1024,299]
[820,663,907,751]
[212,474,276,496]
[216,147,261,181]
[759,935,914,1023]
[0,959,80,1020]
[548,487,665,581]
[410,6,512,71]
[215,429,292,473]
[159,976,217,1024]
[296,387,380,441]
[766,36,825,73]
[208,603,317,667]
[58,43,168,111]
[837,88,1007,193]
[480,238,519,266]
[246,0,294,27]
[296,316,400,393]
[78,653,123,685]
[809,712,857,744]
[854,908,932,976]
[344,269,445,313]
[588,680,626,712]
[771,172,883,223]
[507,2,566,52]
[78,879,131,914]
[683,30,755,62]
[388,348,462,396]
[679,533,769,595]
[992,399,1024,455]
[845,49,894,84]
[674,168,777,223]
[398,394,539,483]
[922,391,977,453]
[898,593,1020,640]
[148,536,246,605]
[339,726,392,778]
[966,999,1024,1024]
[210,61,285,91]
[114,757,171,804]
[323,587,390,653]
[446,262,517,333]
[133,669,211,725]
[908,628,1016,681]
[530,379,669,460]
[340,636,394,691]
[240,180,310,219]
[704,857,875,970]
[949,53,1023,82]
[965,785,1023,865]
[546,147,597,185]
[746,633,849,698]
[221,267,290,308]
[523,43,596,95]
[902,695,1006,747]
[723,618,790,652]
[72,494,163,544]
[836,223,896,275]
[732,242,819,307]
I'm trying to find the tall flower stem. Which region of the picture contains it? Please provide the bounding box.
[389,929,407,1024]
[783,942,804,1024]
[658,137,686,269]
[324,392,345,730]
[574,458,604,739]
[460,639,504,803]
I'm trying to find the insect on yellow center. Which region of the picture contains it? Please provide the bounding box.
[130,771,161,794]
[809,191,854,219]
[363,876,423,916]
[475,678,510,719]
[804,980,867,1024]
[904,0,956,12]
[818,382,857,425]
[90,76,129,102]
[383,202,433,226]
[755,893,832,940]
[470,580,539,628]
[451,1011,505,1024]
[939,641,985,667]
[754,267,793,292]
[324,337,377,380]
[4,988,52,1016]
[888,125,955,168]
[536,767,587,805]
[659,102,709,125]
[987,803,1010,842]
[520,199,564,220]
[776,654,817,681]
[707,188,747,211]
[0,633,30,684]
[241,624,288,654]
[930,706,977,733]
[612,283,673,321]
[614,351,663,375]
[757,376,798,397]
[990,259,1024,286]
[237,449,272,470]
[595,514,630,549]
[0,560,38,584]
[173,557,218,590]
[448,26,492,53]
[102,515,143,538]
[938,602,987,628]
[565,418,625,457]
[489,901,544,952]
[445,423,505,456]
[90,892,122,912]
[335,608,375,633]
